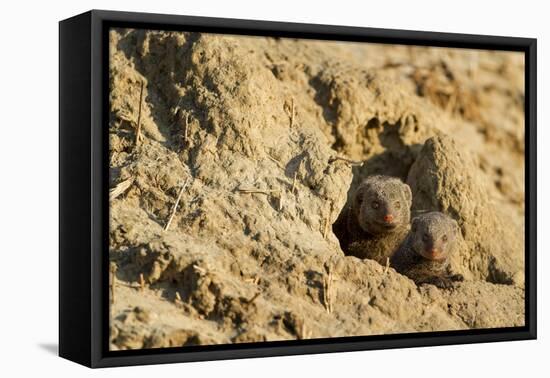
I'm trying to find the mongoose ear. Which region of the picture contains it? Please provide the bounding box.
[402,183,412,206]
[355,179,374,206]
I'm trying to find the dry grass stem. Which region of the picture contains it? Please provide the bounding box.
[246,291,261,305]
[109,177,134,201]
[290,97,295,127]
[139,273,145,291]
[377,258,392,290]
[244,276,260,285]
[134,80,145,147]
[164,179,190,231]
[175,292,182,303]
[237,188,280,195]
[267,154,284,169]
[184,113,189,142]
[110,263,117,304]
[323,264,333,314]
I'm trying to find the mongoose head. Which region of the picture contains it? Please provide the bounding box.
[352,175,412,235]
[409,212,460,261]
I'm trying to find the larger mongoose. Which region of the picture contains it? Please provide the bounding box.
[390,211,464,288]
[336,175,412,264]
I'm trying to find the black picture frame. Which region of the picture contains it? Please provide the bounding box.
[59,9,537,368]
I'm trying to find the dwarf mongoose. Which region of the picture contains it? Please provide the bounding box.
[337,175,412,264]
[390,212,464,288]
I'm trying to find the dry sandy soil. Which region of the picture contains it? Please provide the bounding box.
[107,28,525,350]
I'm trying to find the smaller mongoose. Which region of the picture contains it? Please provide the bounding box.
[390,212,464,289]
[337,175,412,264]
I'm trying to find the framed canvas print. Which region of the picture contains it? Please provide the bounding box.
[59,10,536,368]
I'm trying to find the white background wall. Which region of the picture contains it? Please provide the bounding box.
[1,0,547,376]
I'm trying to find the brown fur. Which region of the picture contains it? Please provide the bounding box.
[336,175,412,264]
[391,212,463,288]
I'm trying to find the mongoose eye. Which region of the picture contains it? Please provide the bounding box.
[422,233,430,242]
[395,201,401,209]
[372,201,379,209]
[442,235,448,242]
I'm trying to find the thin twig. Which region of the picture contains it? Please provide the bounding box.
[279,189,285,211]
[328,274,333,314]
[164,179,190,231]
[376,257,393,291]
[323,278,331,314]
[184,113,189,143]
[266,154,284,169]
[238,187,284,211]
[244,276,260,285]
[323,264,333,314]
[110,263,117,305]
[109,178,134,201]
[237,188,280,195]
[290,98,295,128]
[172,97,183,116]
[139,273,145,291]
[246,291,261,305]
[135,80,145,147]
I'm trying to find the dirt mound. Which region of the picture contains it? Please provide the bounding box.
[108,29,525,350]
[407,134,524,285]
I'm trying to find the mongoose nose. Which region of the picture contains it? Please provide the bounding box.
[384,214,394,223]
